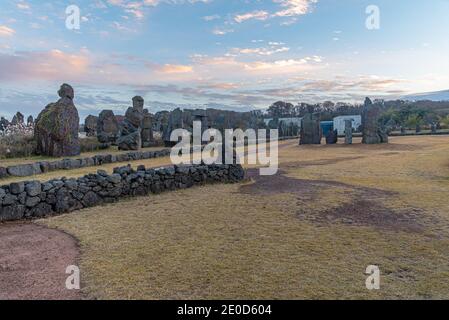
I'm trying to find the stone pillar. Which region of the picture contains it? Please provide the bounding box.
[0,117,10,132]
[362,97,388,144]
[325,130,338,145]
[132,96,144,113]
[163,108,184,147]
[299,111,322,145]
[27,116,34,126]
[117,97,144,151]
[193,110,208,144]
[400,126,406,135]
[97,110,119,144]
[220,129,238,165]
[84,115,98,137]
[12,112,24,126]
[141,110,154,148]
[345,120,353,144]
[431,123,437,135]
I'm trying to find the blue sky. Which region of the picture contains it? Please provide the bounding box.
[1,0,449,119]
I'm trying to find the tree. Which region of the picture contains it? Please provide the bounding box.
[405,115,424,130]
[267,101,294,118]
[439,115,449,128]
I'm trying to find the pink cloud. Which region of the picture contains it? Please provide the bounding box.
[0,25,15,37]
[0,50,90,81]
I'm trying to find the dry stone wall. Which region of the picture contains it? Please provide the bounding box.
[0,149,172,180]
[0,163,245,222]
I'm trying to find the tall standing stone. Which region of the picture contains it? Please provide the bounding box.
[300,110,322,145]
[11,112,24,125]
[27,115,34,126]
[141,110,154,147]
[163,108,184,147]
[325,130,338,145]
[97,110,119,144]
[132,97,155,148]
[132,96,144,113]
[345,119,353,144]
[362,97,388,144]
[34,84,81,157]
[117,98,144,151]
[431,123,437,134]
[193,110,208,141]
[0,117,10,131]
[84,115,98,137]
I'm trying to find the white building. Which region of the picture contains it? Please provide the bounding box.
[333,115,362,135]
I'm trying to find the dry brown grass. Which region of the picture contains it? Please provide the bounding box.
[41,136,449,299]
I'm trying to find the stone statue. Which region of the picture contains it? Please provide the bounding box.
[117,98,144,150]
[325,130,338,145]
[27,115,34,126]
[84,115,98,137]
[300,108,322,145]
[34,83,81,157]
[362,97,388,144]
[345,119,353,144]
[97,110,119,144]
[11,112,24,126]
[431,123,437,135]
[163,108,184,147]
[132,96,144,113]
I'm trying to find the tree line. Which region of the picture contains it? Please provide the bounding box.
[265,99,449,129]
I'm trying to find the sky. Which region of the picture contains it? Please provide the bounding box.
[1,0,449,120]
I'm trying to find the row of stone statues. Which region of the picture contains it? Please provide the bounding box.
[0,113,34,131]
[28,85,389,158]
[85,96,155,151]
[299,97,389,145]
[31,84,157,158]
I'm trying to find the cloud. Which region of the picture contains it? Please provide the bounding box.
[158,64,193,74]
[234,0,318,23]
[17,2,30,10]
[112,21,137,32]
[203,14,220,21]
[0,46,407,109]
[232,75,407,104]
[0,25,15,37]
[231,44,290,56]
[272,0,318,17]
[106,0,212,19]
[0,50,90,81]
[212,28,234,35]
[235,10,270,23]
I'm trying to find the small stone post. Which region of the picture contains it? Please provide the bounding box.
[345,119,353,145]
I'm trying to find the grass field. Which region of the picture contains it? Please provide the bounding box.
[41,136,449,299]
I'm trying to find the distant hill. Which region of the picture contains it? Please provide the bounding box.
[402,89,449,102]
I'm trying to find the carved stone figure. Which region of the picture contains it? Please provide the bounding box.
[34,84,81,157]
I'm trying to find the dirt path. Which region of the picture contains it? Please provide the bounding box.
[0,222,83,300]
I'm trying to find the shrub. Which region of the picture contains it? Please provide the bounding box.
[0,134,36,159]
[0,123,36,158]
